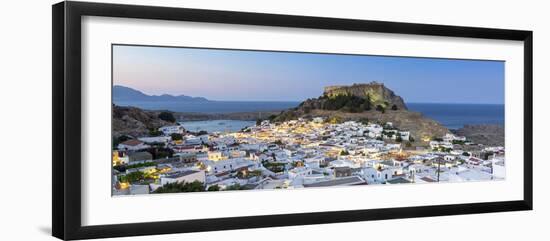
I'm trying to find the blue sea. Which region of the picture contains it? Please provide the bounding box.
[180,120,255,133]
[407,103,504,129]
[115,100,300,113]
[115,100,504,130]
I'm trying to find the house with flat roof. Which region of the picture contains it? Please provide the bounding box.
[303,176,365,188]
[129,184,150,195]
[138,136,172,144]
[160,170,206,186]
[386,177,412,184]
[128,151,153,164]
[118,139,149,151]
[158,125,185,135]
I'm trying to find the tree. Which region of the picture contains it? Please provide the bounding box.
[207,185,221,191]
[452,140,466,145]
[256,119,262,126]
[158,112,176,122]
[340,150,350,156]
[322,94,370,113]
[462,152,470,156]
[391,104,398,110]
[170,133,183,141]
[396,135,403,142]
[154,180,205,193]
[148,128,163,137]
[119,171,146,183]
[409,136,415,142]
[438,147,451,152]
[376,105,385,113]
[262,161,285,173]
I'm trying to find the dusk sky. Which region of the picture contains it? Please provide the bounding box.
[113,45,505,104]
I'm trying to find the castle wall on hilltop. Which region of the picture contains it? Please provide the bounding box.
[322,82,407,110]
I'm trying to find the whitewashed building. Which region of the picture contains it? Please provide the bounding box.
[117,139,149,151]
[138,136,171,144]
[160,170,206,186]
[158,125,185,135]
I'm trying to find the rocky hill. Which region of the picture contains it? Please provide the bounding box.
[112,105,176,138]
[323,82,407,110]
[274,82,449,143]
[297,82,408,114]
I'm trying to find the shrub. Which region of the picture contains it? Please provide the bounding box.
[224,184,248,191]
[376,105,385,113]
[154,180,205,193]
[207,185,221,191]
[322,95,372,112]
[148,128,163,136]
[170,133,183,141]
[452,140,466,145]
[118,171,146,183]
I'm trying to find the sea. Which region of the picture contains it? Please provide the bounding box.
[180,120,256,133]
[115,100,300,113]
[115,100,504,131]
[407,103,504,130]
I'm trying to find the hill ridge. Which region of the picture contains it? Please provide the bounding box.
[113,85,209,102]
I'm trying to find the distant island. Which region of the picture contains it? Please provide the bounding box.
[113,85,298,113]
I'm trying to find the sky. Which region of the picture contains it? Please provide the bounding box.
[113,44,505,104]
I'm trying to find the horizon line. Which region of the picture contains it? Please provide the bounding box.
[113,85,504,105]
[114,99,504,105]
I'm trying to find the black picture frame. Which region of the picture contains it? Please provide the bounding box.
[52,1,533,240]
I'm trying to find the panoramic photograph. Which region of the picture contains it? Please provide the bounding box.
[111,44,505,196]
